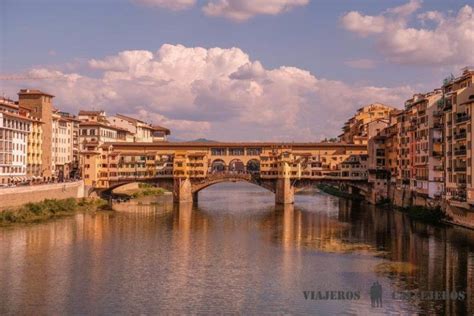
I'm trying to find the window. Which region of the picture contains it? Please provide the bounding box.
[211,148,226,155]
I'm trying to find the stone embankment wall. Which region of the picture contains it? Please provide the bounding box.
[0,181,85,210]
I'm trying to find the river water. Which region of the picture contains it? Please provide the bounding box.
[0,183,473,315]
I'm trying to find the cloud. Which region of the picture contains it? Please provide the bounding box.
[132,0,196,10]
[341,1,474,66]
[4,44,412,141]
[344,58,377,69]
[202,0,309,21]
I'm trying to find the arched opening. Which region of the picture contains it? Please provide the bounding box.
[246,159,260,174]
[229,159,245,173]
[211,159,226,173]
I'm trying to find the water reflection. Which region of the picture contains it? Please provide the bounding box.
[0,182,472,314]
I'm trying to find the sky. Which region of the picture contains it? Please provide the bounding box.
[1,0,473,141]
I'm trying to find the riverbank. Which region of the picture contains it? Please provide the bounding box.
[0,198,108,226]
[113,183,168,199]
[316,183,364,201]
[383,203,448,225]
[0,181,85,210]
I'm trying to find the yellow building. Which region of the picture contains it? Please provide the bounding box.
[18,89,54,179]
[339,103,397,144]
[20,106,43,180]
[81,142,367,188]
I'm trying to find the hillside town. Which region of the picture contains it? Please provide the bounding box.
[1,67,473,227]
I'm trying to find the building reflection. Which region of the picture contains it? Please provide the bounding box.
[262,198,474,314]
[0,189,473,314]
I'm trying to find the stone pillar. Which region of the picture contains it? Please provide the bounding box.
[173,178,193,204]
[275,177,294,204]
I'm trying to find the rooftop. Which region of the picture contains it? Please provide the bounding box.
[18,89,54,97]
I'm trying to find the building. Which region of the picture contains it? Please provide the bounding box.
[18,89,54,179]
[408,90,444,201]
[339,103,397,144]
[0,98,32,184]
[58,112,81,178]
[108,114,156,143]
[19,105,43,180]
[442,68,474,209]
[52,111,76,180]
[151,125,170,142]
[81,142,367,188]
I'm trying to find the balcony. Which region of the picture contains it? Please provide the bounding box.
[454,165,467,172]
[454,132,466,140]
[432,151,443,157]
[433,165,444,171]
[454,148,467,156]
[433,122,443,129]
[455,114,470,124]
[433,177,444,182]
[432,138,443,144]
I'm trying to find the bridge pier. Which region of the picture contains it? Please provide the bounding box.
[173,178,193,204]
[275,177,294,204]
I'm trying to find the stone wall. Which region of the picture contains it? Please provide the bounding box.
[0,181,85,210]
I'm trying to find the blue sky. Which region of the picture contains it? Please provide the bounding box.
[1,0,473,140]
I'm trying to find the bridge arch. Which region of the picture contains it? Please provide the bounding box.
[246,159,260,174]
[96,179,174,198]
[211,159,226,173]
[229,159,245,173]
[192,173,275,194]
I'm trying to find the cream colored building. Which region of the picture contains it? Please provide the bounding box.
[52,111,76,180]
[0,98,32,184]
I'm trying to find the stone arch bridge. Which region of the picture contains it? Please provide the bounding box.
[97,172,369,205]
[89,141,370,205]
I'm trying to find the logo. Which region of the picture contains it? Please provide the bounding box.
[369,281,383,307]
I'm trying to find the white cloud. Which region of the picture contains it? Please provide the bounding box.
[202,0,309,21]
[341,1,474,66]
[133,0,196,10]
[4,44,412,141]
[344,58,377,69]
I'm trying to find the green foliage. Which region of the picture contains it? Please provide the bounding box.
[316,184,363,200]
[131,187,166,198]
[0,198,105,226]
[401,205,447,224]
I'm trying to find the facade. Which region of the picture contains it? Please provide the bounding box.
[19,106,43,179]
[0,98,32,184]
[408,90,444,200]
[339,103,397,144]
[81,142,367,188]
[18,89,54,179]
[442,68,474,208]
[52,111,75,180]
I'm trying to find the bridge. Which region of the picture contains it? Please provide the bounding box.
[85,141,370,204]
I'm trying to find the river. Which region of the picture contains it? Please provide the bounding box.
[0,182,473,315]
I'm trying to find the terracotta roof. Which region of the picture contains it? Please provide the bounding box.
[78,110,105,116]
[102,141,367,150]
[0,110,34,121]
[152,125,171,135]
[18,89,54,97]
[79,121,126,132]
[115,113,144,124]
[0,99,19,110]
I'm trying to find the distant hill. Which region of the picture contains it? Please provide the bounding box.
[167,136,218,143]
[190,138,218,143]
